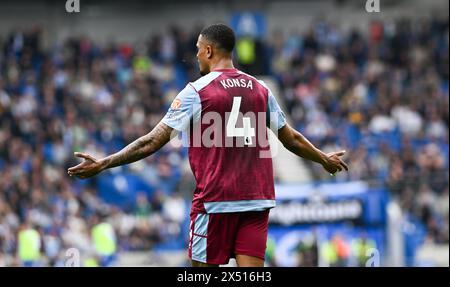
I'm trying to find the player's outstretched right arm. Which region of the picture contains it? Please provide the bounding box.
[277,123,348,175]
[67,121,174,179]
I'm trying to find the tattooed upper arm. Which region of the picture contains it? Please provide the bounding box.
[142,121,176,151]
[103,121,176,169]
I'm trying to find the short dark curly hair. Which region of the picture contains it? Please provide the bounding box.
[200,23,236,54]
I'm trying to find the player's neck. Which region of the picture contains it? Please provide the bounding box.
[210,58,235,72]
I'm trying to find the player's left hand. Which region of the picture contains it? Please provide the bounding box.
[67,152,105,179]
[322,150,348,175]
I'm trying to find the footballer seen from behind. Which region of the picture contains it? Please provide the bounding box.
[67,24,348,267]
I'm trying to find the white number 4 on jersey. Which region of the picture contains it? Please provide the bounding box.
[226,97,255,145]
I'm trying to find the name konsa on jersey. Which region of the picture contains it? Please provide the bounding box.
[220,78,253,90]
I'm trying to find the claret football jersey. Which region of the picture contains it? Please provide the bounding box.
[162,68,286,214]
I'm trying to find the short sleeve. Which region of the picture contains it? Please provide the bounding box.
[267,88,287,131]
[162,84,201,131]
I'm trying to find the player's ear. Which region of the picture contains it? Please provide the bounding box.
[206,45,213,59]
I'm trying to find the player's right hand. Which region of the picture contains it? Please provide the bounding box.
[322,150,348,175]
[67,152,105,179]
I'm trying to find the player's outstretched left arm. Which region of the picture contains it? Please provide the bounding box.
[67,122,174,179]
[277,123,348,175]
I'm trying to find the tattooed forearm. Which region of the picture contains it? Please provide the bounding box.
[101,122,175,170]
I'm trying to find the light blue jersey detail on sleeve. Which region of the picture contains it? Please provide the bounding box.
[162,84,201,132]
[162,72,222,132]
[255,79,287,131]
[190,71,222,92]
[266,86,287,131]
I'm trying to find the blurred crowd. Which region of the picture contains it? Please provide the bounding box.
[0,17,448,266]
[268,18,449,245]
[0,25,199,266]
